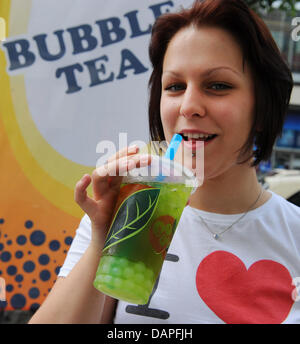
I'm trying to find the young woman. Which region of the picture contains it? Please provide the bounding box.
[29,0,300,324]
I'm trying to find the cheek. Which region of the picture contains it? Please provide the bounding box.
[214,97,254,133]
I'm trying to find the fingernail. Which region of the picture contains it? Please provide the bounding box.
[81,174,88,181]
[128,145,139,153]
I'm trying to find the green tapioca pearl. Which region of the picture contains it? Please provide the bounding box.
[123,266,135,279]
[98,260,110,274]
[111,266,123,277]
[124,279,136,292]
[103,255,114,265]
[118,257,129,268]
[110,256,128,267]
[113,277,123,288]
[134,272,145,284]
[134,261,146,273]
[101,274,114,288]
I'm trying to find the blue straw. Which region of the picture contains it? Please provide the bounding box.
[164,133,183,161]
[156,134,183,181]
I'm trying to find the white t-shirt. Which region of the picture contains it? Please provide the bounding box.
[58,191,300,324]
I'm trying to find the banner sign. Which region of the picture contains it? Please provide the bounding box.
[0,0,192,311]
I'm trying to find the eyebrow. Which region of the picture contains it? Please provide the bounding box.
[162,66,242,78]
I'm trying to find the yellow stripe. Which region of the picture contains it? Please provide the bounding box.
[11,75,93,191]
[0,1,90,218]
[9,0,32,35]
[0,1,10,31]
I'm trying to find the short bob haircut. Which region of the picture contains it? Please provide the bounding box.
[148,0,293,166]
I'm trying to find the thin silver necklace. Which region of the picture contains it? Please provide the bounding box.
[198,187,264,240]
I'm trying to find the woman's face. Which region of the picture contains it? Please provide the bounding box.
[160,26,255,181]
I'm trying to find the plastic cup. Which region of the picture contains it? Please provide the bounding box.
[93,155,198,304]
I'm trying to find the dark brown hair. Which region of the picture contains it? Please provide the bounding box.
[148,0,293,165]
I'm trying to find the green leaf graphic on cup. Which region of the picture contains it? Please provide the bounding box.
[103,187,160,252]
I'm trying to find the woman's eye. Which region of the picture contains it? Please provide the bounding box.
[165,84,185,92]
[209,83,232,91]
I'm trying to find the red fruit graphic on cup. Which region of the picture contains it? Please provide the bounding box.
[149,215,176,254]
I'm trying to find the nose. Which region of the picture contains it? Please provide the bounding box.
[179,85,206,118]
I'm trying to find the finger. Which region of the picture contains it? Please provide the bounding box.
[74,174,91,202]
[74,174,98,214]
[95,155,128,179]
[92,171,123,200]
[95,154,151,178]
[92,154,152,200]
[92,156,131,199]
[133,154,152,169]
[107,145,139,163]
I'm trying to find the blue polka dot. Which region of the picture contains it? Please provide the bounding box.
[7,265,17,276]
[16,235,27,245]
[49,240,60,251]
[32,279,36,284]
[11,294,26,309]
[40,270,51,281]
[64,236,73,246]
[15,251,23,259]
[38,254,50,265]
[1,251,11,262]
[28,287,40,299]
[55,266,61,275]
[30,303,40,312]
[6,284,14,292]
[23,261,35,273]
[25,220,33,229]
[30,230,46,246]
[0,243,4,251]
[6,240,12,245]
[0,219,4,224]
[15,274,23,282]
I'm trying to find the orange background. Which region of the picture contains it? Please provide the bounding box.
[0,112,80,310]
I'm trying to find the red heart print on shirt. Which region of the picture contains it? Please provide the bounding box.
[196,251,294,324]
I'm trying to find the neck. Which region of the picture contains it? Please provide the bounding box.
[189,164,266,214]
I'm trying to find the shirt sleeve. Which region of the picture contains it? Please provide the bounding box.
[58,214,92,277]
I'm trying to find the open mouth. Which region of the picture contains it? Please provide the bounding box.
[178,132,218,142]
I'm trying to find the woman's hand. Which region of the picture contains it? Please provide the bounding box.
[74,145,151,248]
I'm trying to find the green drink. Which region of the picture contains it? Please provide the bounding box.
[93,156,197,304]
